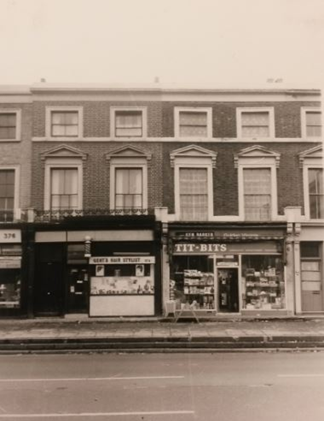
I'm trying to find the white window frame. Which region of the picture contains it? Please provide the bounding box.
[110,106,148,139]
[45,106,83,140]
[174,159,213,221]
[174,107,212,139]
[0,165,20,220]
[236,107,275,139]
[238,161,278,221]
[301,107,322,140]
[44,159,83,211]
[303,165,324,221]
[110,158,148,210]
[0,109,22,141]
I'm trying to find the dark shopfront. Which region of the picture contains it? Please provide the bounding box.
[32,218,162,317]
[0,228,25,317]
[169,226,288,315]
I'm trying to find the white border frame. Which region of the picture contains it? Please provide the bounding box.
[303,164,324,221]
[301,107,322,140]
[238,162,278,221]
[45,106,83,140]
[174,159,214,221]
[110,106,148,139]
[0,165,20,219]
[109,158,148,210]
[236,107,275,139]
[44,159,83,211]
[174,107,212,139]
[0,109,21,141]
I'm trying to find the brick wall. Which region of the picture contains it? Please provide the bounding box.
[0,103,32,209]
[162,101,320,138]
[33,101,163,138]
[31,142,163,210]
[162,142,320,216]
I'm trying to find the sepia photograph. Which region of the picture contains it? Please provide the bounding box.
[0,0,323,419]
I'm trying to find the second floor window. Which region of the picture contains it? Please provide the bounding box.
[115,168,143,209]
[243,168,271,220]
[115,111,143,137]
[179,111,208,137]
[50,168,79,210]
[0,113,17,140]
[51,111,79,137]
[308,168,324,219]
[179,168,208,221]
[241,111,270,137]
[0,169,15,222]
[305,111,322,138]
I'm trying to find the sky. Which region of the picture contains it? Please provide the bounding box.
[0,0,323,88]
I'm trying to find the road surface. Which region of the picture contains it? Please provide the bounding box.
[0,352,323,420]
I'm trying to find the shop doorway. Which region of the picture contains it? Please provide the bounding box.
[34,244,65,316]
[67,266,89,313]
[217,268,239,312]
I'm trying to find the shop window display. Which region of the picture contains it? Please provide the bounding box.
[0,269,20,308]
[242,255,285,310]
[171,255,215,310]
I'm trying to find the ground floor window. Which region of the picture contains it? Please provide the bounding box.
[0,244,22,309]
[242,255,285,310]
[171,255,215,310]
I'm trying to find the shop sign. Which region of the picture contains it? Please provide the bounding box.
[175,230,284,240]
[89,256,155,265]
[0,230,21,243]
[0,257,21,268]
[174,243,227,254]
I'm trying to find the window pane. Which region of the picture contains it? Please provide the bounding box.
[115,168,143,209]
[243,169,271,194]
[244,169,271,220]
[309,169,323,194]
[180,126,208,137]
[179,112,208,137]
[241,112,269,125]
[51,169,78,209]
[306,126,322,137]
[180,195,208,221]
[64,112,78,125]
[116,127,142,137]
[306,112,321,125]
[242,126,269,137]
[300,242,320,258]
[65,125,79,136]
[179,168,208,220]
[115,111,143,137]
[0,113,16,127]
[52,125,65,136]
[241,112,270,137]
[52,112,65,124]
[180,112,207,125]
[0,170,14,208]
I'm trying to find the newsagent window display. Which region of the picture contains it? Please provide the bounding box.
[242,255,285,310]
[171,255,215,310]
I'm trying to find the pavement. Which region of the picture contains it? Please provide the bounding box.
[1,316,324,353]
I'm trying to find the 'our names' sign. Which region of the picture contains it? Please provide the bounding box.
[89,256,155,265]
[174,243,227,254]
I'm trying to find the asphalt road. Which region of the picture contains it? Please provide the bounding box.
[0,352,323,420]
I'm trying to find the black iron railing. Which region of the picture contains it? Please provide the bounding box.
[33,208,155,222]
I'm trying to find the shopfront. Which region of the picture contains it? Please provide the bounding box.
[169,227,287,315]
[0,229,22,315]
[33,221,161,317]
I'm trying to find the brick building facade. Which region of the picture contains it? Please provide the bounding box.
[0,84,322,318]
